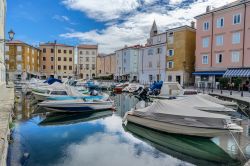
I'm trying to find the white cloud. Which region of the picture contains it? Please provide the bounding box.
[60,0,236,53]
[53,133,194,166]
[53,15,70,22]
[62,0,140,21]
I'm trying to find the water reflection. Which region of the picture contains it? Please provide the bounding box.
[8,92,250,166]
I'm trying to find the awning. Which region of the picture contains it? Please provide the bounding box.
[192,71,225,76]
[223,68,250,77]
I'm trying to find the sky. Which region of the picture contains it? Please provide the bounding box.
[6,0,236,53]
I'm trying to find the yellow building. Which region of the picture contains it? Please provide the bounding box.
[5,40,41,81]
[96,53,116,78]
[166,25,196,86]
[39,42,74,79]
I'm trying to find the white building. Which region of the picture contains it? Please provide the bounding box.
[138,21,167,84]
[77,45,98,80]
[0,0,6,86]
[115,45,141,82]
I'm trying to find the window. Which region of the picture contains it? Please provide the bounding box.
[27,56,29,62]
[231,51,240,62]
[233,14,241,24]
[216,17,224,28]
[17,64,22,71]
[51,65,54,70]
[32,49,34,54]
[63,66,67,70]
[168,75,172,82]
[43,57,46,61]
[5,46,9,51]
[124,58,126,63]
[149,75,153,81]
[64,57,67,61]
[157,48,162,54]
[58,65,61,70]
[43,48,46,53]
[64,50,67,54]
[51,49,54,53]
[58,57,61,61]
[69,50,73,54]
[216,35,223,46]
[167,61,174,69]
[203,21,209,31]
[5,55,9,61]
[51,57,54,61]
[86,57,89,62]
[43,65,46,69]
[50,91,68,95]
[69,57,72,62]
[80,51,82,55]
[202,37,209,48]
[168,49,174,56]
[92,64,95,70]
[216,53,223,63]
[69,66,72,70]
[232,32,240,44]
[148,49,153,55]
[58,49,61,53]
[27,47,30,53]
[149,61,152,68]
[86,51,89,55]
[17,46,22,52]
[157,36,161,42]
[92,57,95,62]
[86,64,89,70]
[202,54,208,64]
[17,55,22,61]
[92,51,95,55]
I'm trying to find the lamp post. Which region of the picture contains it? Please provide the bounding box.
[0,29,15,86]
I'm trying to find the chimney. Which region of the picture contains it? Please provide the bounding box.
[191,21,195,28]
[206,6,210,12]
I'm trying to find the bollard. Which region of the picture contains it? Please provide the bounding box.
[230,90,232,95]
[221,90,223,94]
[241,91,243,97]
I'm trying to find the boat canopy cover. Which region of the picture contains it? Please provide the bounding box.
[132,99,231,129]
[198,94,237,107]
[159,82,184,96]
[44,78,62,85]
[150,81,163,91]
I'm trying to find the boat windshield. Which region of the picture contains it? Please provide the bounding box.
[50,91,68,95]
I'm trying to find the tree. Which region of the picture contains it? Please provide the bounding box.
[219,77,229,89]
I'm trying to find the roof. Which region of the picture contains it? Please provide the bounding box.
[116,45,142,52]
[6,40,41,50]
[195,0,250,19]
[77,44,98,49]
[165,25,196,32]
[39,42,73,47]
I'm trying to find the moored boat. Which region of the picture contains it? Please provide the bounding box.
[123,100,243,138]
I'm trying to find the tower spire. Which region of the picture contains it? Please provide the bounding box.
[150,20,158,37]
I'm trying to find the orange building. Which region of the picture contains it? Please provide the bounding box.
[96,53,116,77]
[39,42,74,79]
[5,40,41,81]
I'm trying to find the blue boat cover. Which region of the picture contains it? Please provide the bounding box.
[150,81,163,91]
[44,78,63,85]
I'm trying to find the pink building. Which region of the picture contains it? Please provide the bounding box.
[194,0,250,88]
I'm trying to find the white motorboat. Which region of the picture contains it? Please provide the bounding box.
[123,100,242,138]
[38,99,114,113]
[122,83,144,93]
[32,85,82,101]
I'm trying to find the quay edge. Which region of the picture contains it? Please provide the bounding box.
[0,83,14,166]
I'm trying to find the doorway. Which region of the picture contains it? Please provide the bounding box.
[176,75,181,84]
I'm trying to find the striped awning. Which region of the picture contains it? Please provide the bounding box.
[223,68,250,77]
[192,71,225,76]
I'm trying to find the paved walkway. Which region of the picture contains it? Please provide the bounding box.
[0,83,14,166]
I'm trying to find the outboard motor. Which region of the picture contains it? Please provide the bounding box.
[90,90,98,96]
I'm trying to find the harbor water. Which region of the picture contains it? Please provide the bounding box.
[7,91,250,166]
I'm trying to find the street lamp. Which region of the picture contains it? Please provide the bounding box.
[0,29,15,85]
[8,29,15,41]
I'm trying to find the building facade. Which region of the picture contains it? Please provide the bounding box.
[194,1,250,88]
[96,53,116,77]
[115,45,141,82]
[0,0,6,85]
[138,21,167,84]
[77,45,98,80]
[5,40,41,81]
[166,25,196,86]
[39,42,74,79]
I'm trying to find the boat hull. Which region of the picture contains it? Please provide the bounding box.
[125,114,237,138]
[39,101,114,113]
